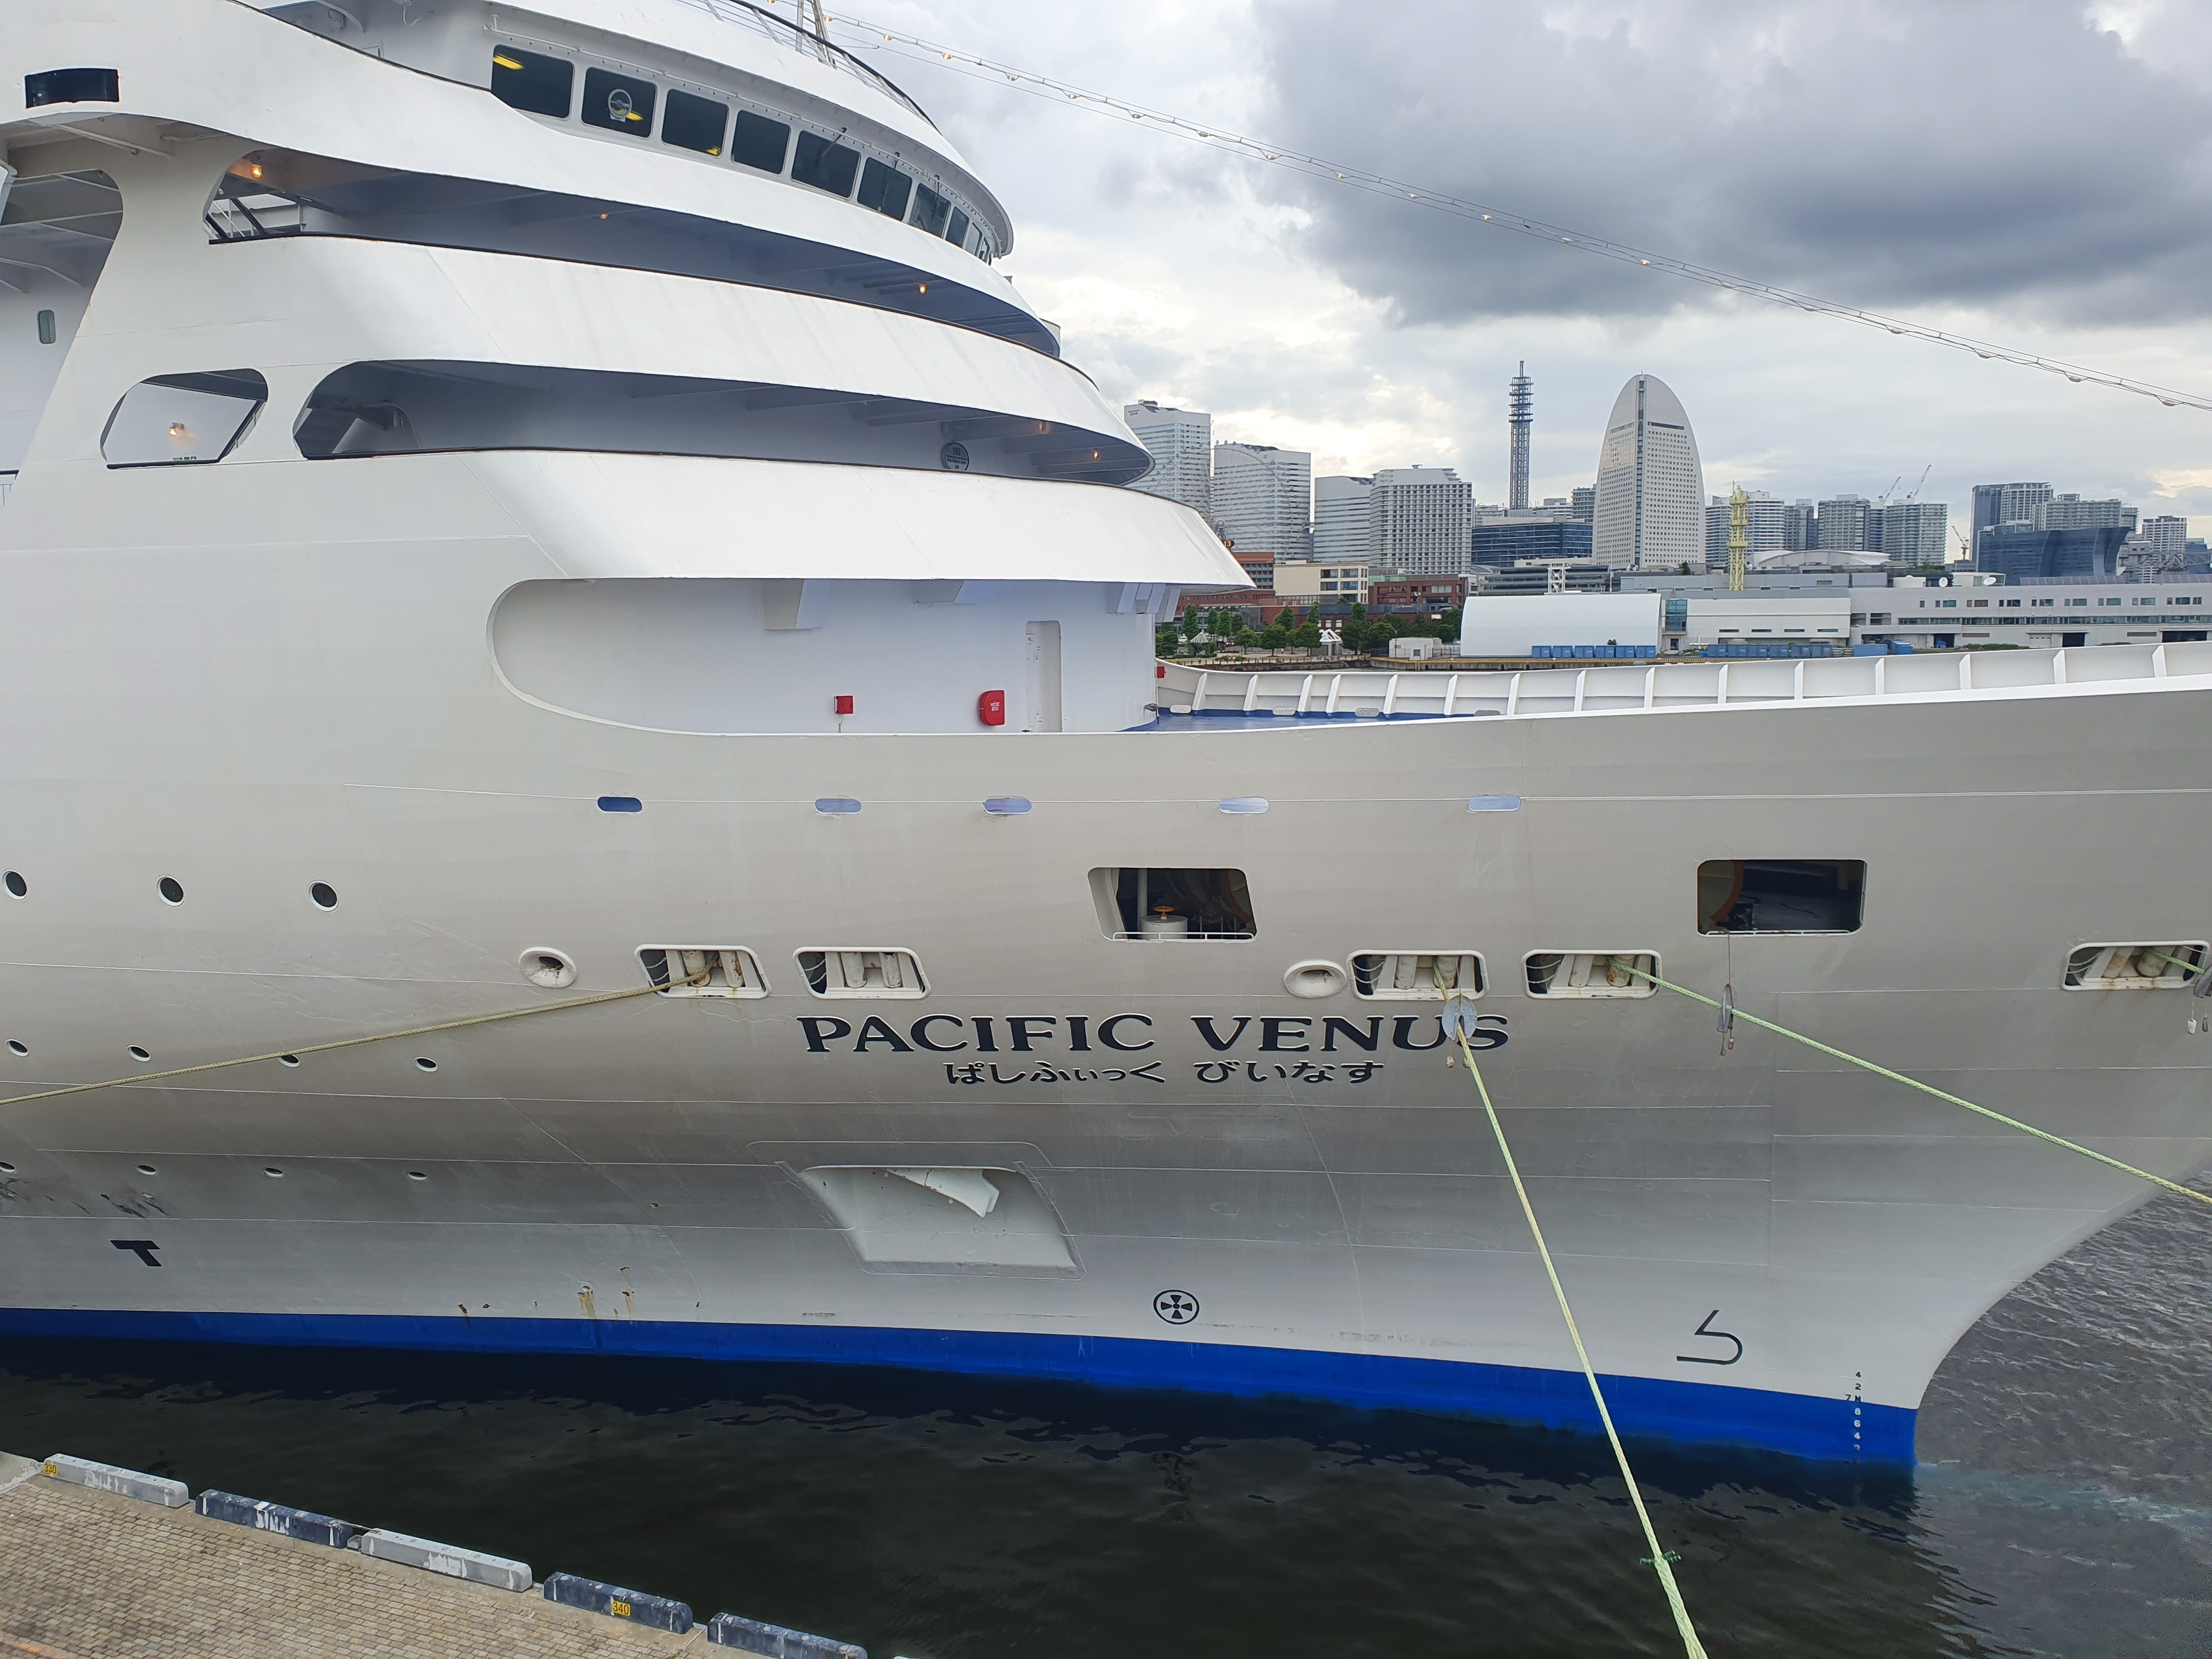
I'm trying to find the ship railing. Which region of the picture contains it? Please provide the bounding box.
[1158,639,2212,720]
[664,0,935,128]
[0,472,15,508]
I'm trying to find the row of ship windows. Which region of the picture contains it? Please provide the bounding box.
[489,47,992,261]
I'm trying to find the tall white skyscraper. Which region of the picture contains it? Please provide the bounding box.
[1371,466,1473,575]
[1312,475,1374,561]
[1210,442,1312,558]
[1123,400,1211,518]
[2142,514,2190,560]
[1590,374,1705,571]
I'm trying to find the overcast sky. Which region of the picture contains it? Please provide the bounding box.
[830,0,2212,540]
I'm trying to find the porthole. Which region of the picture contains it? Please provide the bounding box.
[37,310,57,346]
[158,876,184,904]
[407,1170,428,1180]
[6,1041,24,1056]
[263,1166,284,1177]
[136,1164,156,1175]
[4,871,24,897]
[0,1161,15,1172]
[309,882,338,909]
[415,1057,438,1071]
[278,1053,300,1066]
[128,1045,150,1061]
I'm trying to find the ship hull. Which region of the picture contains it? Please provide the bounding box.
[3,684,2207,1466]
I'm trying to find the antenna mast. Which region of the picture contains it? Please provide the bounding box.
[1507,361,1532,511]
[1727,484,1749,592]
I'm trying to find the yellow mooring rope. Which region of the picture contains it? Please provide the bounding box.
[1622,963,2212,1210]
[0,973,709,1110]
[1451,1019,1711,1659]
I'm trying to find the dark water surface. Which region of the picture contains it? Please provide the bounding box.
[4,1190,2208,1657]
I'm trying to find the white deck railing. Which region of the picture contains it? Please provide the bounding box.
[1159,641,2212,720]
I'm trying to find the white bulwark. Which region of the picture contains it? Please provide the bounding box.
[1458,592,1661,656]
[1592,374,1705,571]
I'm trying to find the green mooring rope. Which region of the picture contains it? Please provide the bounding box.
[1451,1019,1711,1658]
[1620,961,2212,1210]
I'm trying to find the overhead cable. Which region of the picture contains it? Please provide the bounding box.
[828,14,2212,415]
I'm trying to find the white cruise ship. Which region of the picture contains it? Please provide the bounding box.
[2,0,2208,1465]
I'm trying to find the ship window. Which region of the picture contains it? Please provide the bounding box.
[489,48,572,119]
[946,207,971,248]
[857,159,912,219]
[25,68,120,108]
[792,131,860,198]
[101,370,267,467]
[798,949,927,998]
[661,88,729,156]
[1092,868,1256,941]
[1525,952,1657,998]
[729,110,791,174]
[36,310,57,345]
[1697,859,1865,934]
[1352,953,1484,999]
[582,67,656,137]
[910,185,950,236]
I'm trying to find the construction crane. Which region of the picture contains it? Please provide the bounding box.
[1874,475,1903,507]
[1727,484,1749,591]
[1904,464,1932,502]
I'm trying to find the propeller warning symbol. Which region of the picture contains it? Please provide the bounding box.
[1153,1289,1199,1325]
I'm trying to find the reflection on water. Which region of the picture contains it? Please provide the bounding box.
[1,1185,2205,1657]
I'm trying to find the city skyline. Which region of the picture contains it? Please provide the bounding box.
[879,1,2212,550]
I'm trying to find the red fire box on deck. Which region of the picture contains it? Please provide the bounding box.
[978,689,1006,726]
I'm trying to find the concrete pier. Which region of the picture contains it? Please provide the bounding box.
[0,1454,700,1657]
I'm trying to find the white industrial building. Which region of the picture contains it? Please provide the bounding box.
[1458,592,1661,657]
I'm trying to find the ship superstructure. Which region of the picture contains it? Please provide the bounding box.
[1,0,2208,1464]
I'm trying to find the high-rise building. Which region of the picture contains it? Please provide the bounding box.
[1371,466,1474,575]
[1569,486,1596,523]
[1704,490,1784,569]
[1590,374,1704,571]
[1971,481,2053,548]
[1123,400,1211,517]
[2034,494,2136,532]
[1209,443,1312,558]
[2142,514,2189,560]
[1508,362,1533,511]
[1815,494,1875,552]
[1312,475,1374,561]
[1782,499,1816,552]
[1874,500,1950,565]
[1472,520,1593,567]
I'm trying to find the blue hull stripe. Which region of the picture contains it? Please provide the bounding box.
[0,1307,1911,1463]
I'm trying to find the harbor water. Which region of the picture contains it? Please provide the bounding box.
[2,1181,2205,1658]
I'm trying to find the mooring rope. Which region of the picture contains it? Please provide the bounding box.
[1449,1017,1710,1659]
[0,972,709,1110]
[1618,963,2212,1210]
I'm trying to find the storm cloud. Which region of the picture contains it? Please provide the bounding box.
[1249,1,2212,326]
